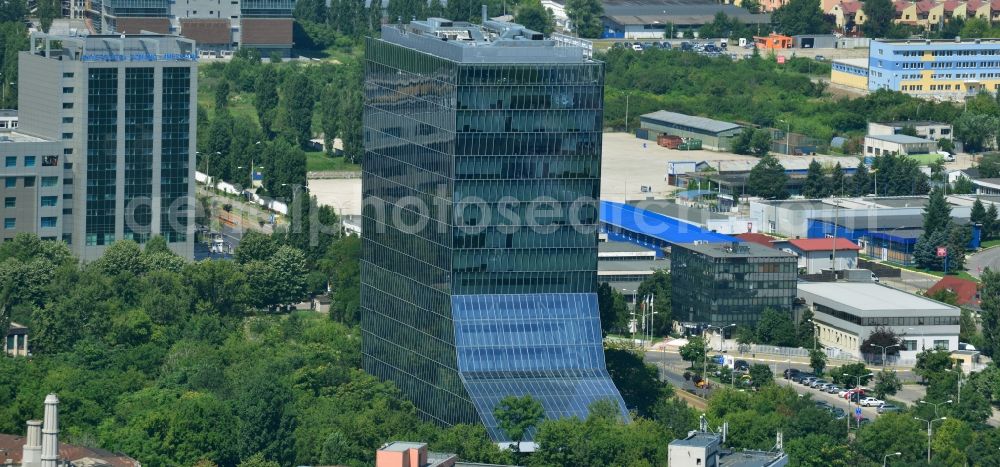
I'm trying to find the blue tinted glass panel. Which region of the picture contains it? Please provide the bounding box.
[453,293,629,440]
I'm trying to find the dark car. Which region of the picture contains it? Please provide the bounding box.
[660,41,672,50]
[680,41,693,51]
[783,368,801,380]
[831,408,847,419]
[734,360,750,372]
[793,373,814,383]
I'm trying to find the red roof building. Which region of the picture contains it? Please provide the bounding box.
[735,233,777,248]
[0,434,140,467]
[774,237,861,274]
[926,276,980,308]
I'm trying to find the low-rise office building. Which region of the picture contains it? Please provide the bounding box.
[638,111,743,151]
[773,237,861,274]
[867,120,954,141]
[669,431,789,467]
[601,3,771,39]
[671,241,797,327]
[831,58,870,90]
[0,133,66,243]
[0,110,18,131]
[798,282,960,360]
[864,134,938,156]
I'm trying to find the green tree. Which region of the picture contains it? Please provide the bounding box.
[387,0,425,23]
[960,17,992,38]
[493,395,544,445]
[515,0,555,34]
[923,189,952,237]
[855,413,926,465]
[635,269,671,336]
[431,425,514,465]
[733,128,754,155]
[238,453,280,467]
[915,348,953,383]
[604,347,668,417]
[771,0,830,35]
[873,369,902,399]
[832,362,872,387]
[318,235,361,324]
[679,335,709,369]
[597,282,627,335]
[851,162,871,196]
[979,153,1000,178]
[952,175,975,194]
[214,81,230,110]
[748,363,773,388]
[802,159,828,199]
[277,73,315,147]
[234,231,278,264]
[750,129,772,157]
[747,154,789,199]
[565,0,603,38]
[0,0,26,22]
[809,348,827,376]
[979,268,1000,358]
[37,0,58,32]
[862,0,895,39]
[254,66,280,137]
[829,163,846,196]
[318,84,340,156]
[797,307,816,348]
[955,113,999,152]
[755,308,798,347]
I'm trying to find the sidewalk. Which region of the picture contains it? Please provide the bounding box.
[198,186,276,234]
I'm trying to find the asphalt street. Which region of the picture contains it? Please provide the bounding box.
[968,246,1000,279]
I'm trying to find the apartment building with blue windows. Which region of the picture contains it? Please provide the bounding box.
[868,38,1000,100]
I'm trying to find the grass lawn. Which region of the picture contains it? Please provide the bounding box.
[305,151,360,172]
[980,239,1000,249]
[907,153,943,165]
[893,263,979,282]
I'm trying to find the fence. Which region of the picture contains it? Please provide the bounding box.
[716,341,849,360]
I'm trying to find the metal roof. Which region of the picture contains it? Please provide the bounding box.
[599,241,658,254]
[674,240,795,259]
[600,200,737,245]
[798,282,958,317]
[627,199,727,224]
[640,110,742,134]
[865,134,936,144]
[598,259,669,273]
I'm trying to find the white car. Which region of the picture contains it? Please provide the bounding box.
[860,397,884,407]
[838,389,852,398]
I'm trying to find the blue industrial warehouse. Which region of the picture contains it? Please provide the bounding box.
[600,201,736,255]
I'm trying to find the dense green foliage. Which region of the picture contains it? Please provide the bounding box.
[566,0,603,38]
[771,0,831,35]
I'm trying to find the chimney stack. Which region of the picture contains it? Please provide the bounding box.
[481,4,487,24]
[21,420,42,466]
[40,394,59,467]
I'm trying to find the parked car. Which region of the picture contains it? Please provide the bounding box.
[794,373,815,384]
[814,401,832,410]
[838,388,853,398]
[784,368,801,379]
[860,397,884,407]
[858,417,872,426]
[801,376,819,386]
[631,43,643,51]
[831,407,847,419]
[825,385,842,394]
[810,379,829,389]
[734,360,750,372]
[815,55,826,61]
[816,383,834,392]
[877,404,901,414]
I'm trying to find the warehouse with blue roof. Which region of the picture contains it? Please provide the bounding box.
[600,200,737,256]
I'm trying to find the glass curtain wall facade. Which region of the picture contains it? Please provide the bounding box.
[124,67,154,243]
[671,244,797,327]
[161,67,192,242]
[86,68,118,246]
[362,33,627,441]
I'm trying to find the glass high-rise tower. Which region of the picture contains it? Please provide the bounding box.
[362,18,627,441]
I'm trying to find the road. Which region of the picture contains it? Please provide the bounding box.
[879,269,942,294]
[968,246,1000,279]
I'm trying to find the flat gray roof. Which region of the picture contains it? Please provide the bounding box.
[640,110,742,134]
[0,132,49,143]
[669,432,719,448]
[674,241,795,259]
[599,241,658,254]
[760,199,831,210]
[798,282,958,317]
[866,134,935,144]
[598,259,669,273]
[378,18,591,63]
[628,199,727,223]
[877,120,949,127]
[870,196,929,208]
[812,213,970,230]
[833,58,869,68]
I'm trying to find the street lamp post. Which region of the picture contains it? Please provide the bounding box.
[807,319,818,350]
[919,399,953,418]
[945,368,964,404]
[882,452,902,467]
[845,372,874,432]
[915,416,947,463]
[871,344,900,369]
